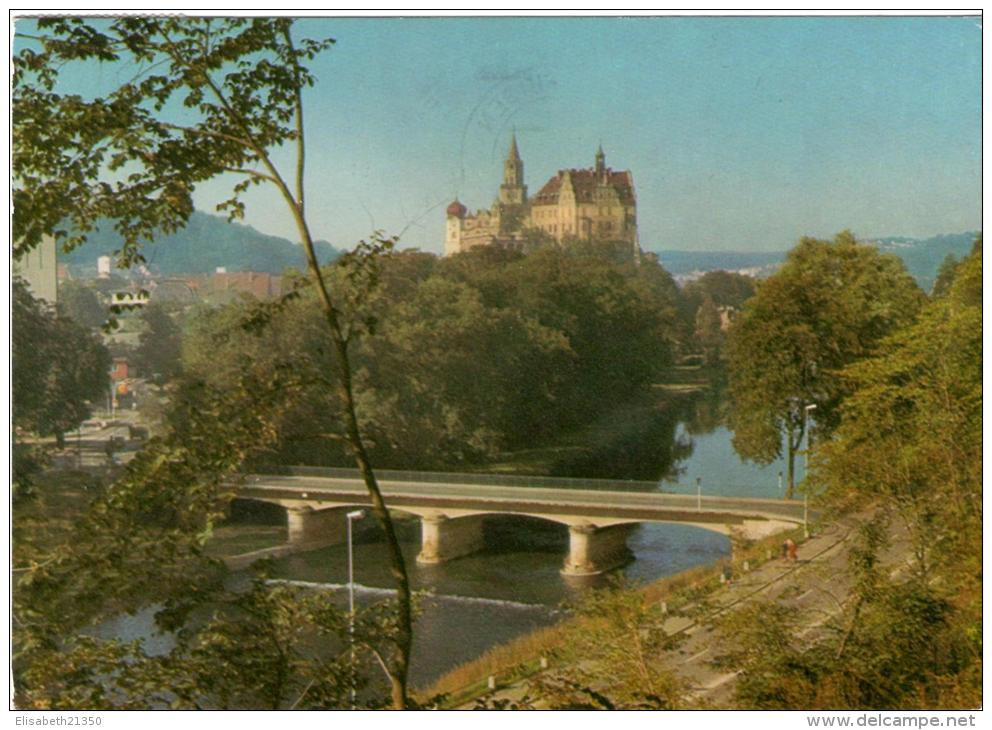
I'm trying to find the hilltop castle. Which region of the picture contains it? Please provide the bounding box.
[445,135,638,256]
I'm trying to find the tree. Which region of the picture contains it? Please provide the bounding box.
[529,582,684,709]
[693,295,724,366]
[715,518,977,709]
[816,241,981,601]
[361,276,573,465]
[14,17,413,707]
[57,280,106,329]
[725,232,923,496]
[679,270,755,356]
[930,253,959,298]
[133,302,183,383]
[13,279,111,451]
[12,370,406,709]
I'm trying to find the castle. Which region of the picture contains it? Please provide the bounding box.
[445,135,638,256]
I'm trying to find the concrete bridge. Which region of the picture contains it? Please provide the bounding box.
[235,467,808,576]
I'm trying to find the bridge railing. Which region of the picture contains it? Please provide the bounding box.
[254,464,668,493]
[252,466,801,504]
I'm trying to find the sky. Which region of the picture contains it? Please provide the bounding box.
[14,14,983,253]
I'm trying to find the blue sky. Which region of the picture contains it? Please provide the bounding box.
[16,15,982,253]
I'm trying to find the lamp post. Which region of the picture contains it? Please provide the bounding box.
[696,477,702,512]
[803,404,817,538]
[346,509,365,709]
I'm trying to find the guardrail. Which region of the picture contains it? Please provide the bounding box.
[253,465,793,499]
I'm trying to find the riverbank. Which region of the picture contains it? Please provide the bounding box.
[419,523,807,707]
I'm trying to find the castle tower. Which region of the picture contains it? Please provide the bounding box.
[595,144,606,179]
[445,199,467,256]
[499,133,527,207]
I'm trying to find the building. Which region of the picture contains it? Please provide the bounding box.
[14,234,58,303]
[149,270,283,304]
[445,135,638,256]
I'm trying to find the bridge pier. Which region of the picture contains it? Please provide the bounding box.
[417,515,486,565]
[562,523,635,576]
[286,507,346,548]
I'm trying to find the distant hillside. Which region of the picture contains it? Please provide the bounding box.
[60,211,342,275]
[654,250,784,278]
[654,232,978,291]
[869,232,979,292]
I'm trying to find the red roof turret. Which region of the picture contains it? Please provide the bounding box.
[446,199,468,218]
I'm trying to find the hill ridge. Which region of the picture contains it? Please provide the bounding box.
[60,210,342,276]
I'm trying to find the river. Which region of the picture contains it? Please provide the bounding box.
[97,389,802,691]
[233,390,800,688]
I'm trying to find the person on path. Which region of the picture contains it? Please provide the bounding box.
[784,538,798,563]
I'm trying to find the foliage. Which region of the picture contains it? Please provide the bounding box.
[716,237,983,710]
[715,519,978,709]
[531,581,685,709]
[439,243,680,425]
[816,242,981,579]
[14,17,416,707]
[812,240,982,705]
[678,270,755,358]
[14,373,402,709]
[180,243,684,470]
[16,571,396,710]
[361,276,573,465]
[726,231,923,495]
[133,302,183,383]
[13,278,111,453]
[694,296,724,366]
[13,17,333,262]
[57,280,107,329]
[930,253,959,298]
[683,269,757,310]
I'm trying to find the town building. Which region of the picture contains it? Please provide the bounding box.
[14,234,58,303]
[445,135,638,257]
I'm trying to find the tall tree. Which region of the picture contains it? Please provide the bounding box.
[693,295,724,366]
[57,280,106,329]
[930,253,959,298]
[133,302,183,383]
[816,241,982,591]
[679,270,755,354]
[14,17,413,707]
[13,279,111,451]
[725,232,923,496]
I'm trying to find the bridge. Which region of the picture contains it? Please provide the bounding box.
[235,467,808,576]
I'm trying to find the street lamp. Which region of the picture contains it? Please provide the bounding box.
[346,509,365,709]
[803,404,817,538]
[696,477,702,512]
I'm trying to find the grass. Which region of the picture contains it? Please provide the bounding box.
[418,524,809,707]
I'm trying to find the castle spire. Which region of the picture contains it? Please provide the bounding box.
[500,131,526,207]
[595,143,606,177]
[508,131,521,162]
